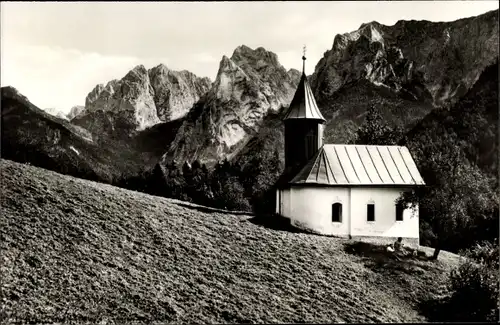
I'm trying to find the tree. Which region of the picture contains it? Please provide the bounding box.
[185,160,212,206]
[355,105,403,145]
[161,162,188,201]
[147,163,167,196]
[210,159,250,211]
[241,148,283,214]
[398,136,498,259]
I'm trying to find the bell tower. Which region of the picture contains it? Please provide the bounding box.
[283,47,326,173]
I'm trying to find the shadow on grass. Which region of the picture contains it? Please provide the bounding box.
[344,241,434,276]
[420,294,500,323]
[175,202,252,216]
[176,202,318,235]
[418,296,456,322]
[247,214,303,233]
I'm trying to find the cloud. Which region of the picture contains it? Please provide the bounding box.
[191,52,218,64]
[0,43,169,113]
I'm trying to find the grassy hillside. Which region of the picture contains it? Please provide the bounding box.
[1,159,460,323]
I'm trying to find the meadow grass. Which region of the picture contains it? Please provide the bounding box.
[0,159,459,323]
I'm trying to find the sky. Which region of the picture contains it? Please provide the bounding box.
[1,1,498,114]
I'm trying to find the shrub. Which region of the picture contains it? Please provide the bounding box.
[460,240,499,269]
[448,241,499,322]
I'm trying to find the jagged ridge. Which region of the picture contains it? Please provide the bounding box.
[77,64,212,133]
[162,45,301,166]
[312,9,499,106]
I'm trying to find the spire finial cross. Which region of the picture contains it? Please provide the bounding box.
[302,45,307,74]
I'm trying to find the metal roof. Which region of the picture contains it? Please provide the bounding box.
[290,144,425,186]
[283,73,326,122]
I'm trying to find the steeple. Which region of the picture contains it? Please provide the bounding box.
[282,49,327,172]
[283,47,326,121]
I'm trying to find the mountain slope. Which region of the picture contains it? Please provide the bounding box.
[1,87,182,183]
[232,9,498,170]
[1,159,460,323]
[1,87,105,181]
[2,11,497,204]
[162,10,498,166]
[67,105,85,120]
[405,60,498,182]
[149,65,212,121]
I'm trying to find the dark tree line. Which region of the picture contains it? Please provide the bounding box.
[113,150,283,214]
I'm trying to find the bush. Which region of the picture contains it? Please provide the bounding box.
[215,177,251,211]
[448,241,499,322]
[460,240,499,269]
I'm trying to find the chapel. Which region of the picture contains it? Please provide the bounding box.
[275,53,425,246]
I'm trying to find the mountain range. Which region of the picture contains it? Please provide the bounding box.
[2,9,498,184]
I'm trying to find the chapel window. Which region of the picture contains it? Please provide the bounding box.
[367,203,375,222]
[396,203,404,221]
[332,203,342,223]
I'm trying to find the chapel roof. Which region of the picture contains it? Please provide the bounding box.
[283,53,326,122]
[290,144,425,186]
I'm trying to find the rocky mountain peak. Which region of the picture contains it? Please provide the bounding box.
[359,21,383,30]
[232,44,253,55]
[218,55,238,71]
[67,105,85,120]
[231,45,280,68]
[333,21,385,53]
[149,64,212,121]
[153,63,168,71]
[163,46,301,165]
[287,68,301,83]
[122,65,149,84]
[313,9,498,106]
[85,84,105,107]
[75,62,212,135]
[131,64,148,74]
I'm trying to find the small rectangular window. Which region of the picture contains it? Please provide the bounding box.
[367,204,375,222]
[396,204,404,221]
[332,203,342,223]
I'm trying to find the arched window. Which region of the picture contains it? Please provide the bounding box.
[332,203,342,223]
[396,203,404,221]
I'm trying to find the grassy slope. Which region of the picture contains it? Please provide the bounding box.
[0,159,460,324]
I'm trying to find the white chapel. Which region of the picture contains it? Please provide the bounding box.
[275,54,425,246]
